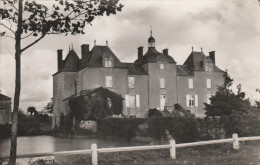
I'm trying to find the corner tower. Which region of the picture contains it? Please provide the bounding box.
[136,27,177,110]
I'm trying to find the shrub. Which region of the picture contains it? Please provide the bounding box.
[221,111,260,137]
[98,117,200,143]
[146,117,200,143]
[97,118,145,141]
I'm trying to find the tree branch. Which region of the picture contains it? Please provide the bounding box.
[45,31,68,35]
[21,32,33,39]
[70,11,88,20]
[1,34,15,39]
[0,22,15,34]
[6,0,18,11]
[21,34,46,52]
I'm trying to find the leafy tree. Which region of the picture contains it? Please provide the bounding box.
[0,0,123,164]
[204,70,251,117]
[27,106,38,121]
[44,97,53,114]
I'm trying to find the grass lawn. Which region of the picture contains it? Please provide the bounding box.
[14,141,260,165]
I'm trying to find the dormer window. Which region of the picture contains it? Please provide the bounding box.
[104,60,112,67]
[203,58,214,72]
[205,64,213,72]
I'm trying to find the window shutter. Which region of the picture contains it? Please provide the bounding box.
[195,95,198,107]
[136,95,140,108]
[125,95,129,108]
[186,95,189,107]
[189,79,194,89]
[207,79,211,89]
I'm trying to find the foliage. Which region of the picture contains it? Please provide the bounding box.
[0,1,123,164]
[27,106,38,115]
[98,118,145,142]
[203,71,260,138]
[18,109,29,123]
[204,70,251,116]
[0,0,124,40]
[146,117,200,143]
[44,98,53,114]
[148,108,162,118]
[97,117,200,143]
[221,111,260,137]
[28,158,58,165]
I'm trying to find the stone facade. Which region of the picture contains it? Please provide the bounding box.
[52,33,224,128]
[0,93,12,125]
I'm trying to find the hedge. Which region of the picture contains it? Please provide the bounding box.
[97,113,260,143]
[97,117,200,143]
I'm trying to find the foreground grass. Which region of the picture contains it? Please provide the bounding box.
[2,141,260,165]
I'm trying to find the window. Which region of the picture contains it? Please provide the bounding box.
[160,77,165,89]
[104,60,112,67]
[105,76,112,87]
[206,79,212,89]
[128,77,135,88]
[160,63,165,70]
[188,78,194,89]
[186,94,198,107]
[205,64,213,71]
[125,95,140,108]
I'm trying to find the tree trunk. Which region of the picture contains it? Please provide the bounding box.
[9,0,23,164]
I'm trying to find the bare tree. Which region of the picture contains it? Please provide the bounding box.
[0,0,123,164]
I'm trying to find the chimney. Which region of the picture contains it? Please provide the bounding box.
[57,49,63,70]
[138,46,143,59]
[81,44,90,60]
[209,51,215,64]
[162,49,168,55]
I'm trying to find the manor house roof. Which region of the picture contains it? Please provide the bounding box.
[136,47,176,64]
[184,51,223,72]
[85,46,124,68]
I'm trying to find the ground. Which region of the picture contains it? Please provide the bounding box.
[26,141,260,165]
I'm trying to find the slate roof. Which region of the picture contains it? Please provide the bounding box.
[84,46,124,68]
[63,87,123,101]
[123,63,148,75]
[54,45,223,77]
[80,87,123,98]
[0,93,11,100]
[59,49,80,72]
[183,51,223,72]
[176,65,193,76]
[135,47,176,64]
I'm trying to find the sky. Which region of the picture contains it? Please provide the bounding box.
[0,0,260,111]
